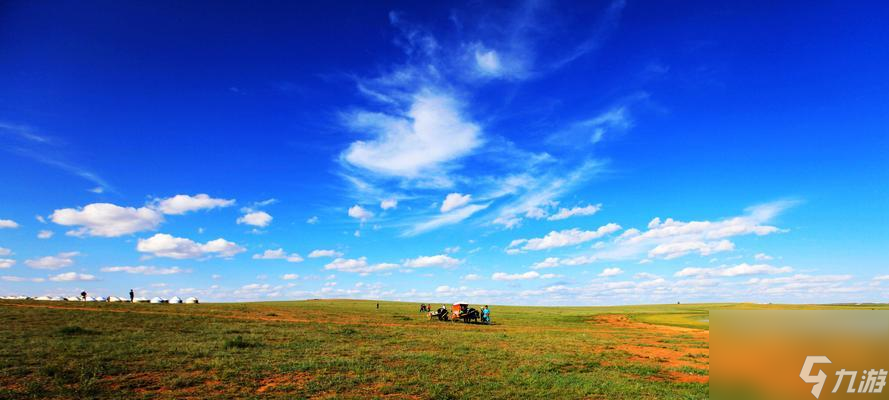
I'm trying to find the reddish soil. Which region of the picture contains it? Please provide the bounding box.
[593,314,709,383]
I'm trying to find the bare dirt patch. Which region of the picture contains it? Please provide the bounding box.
[593,314,709,383]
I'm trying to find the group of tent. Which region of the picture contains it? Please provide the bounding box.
[0,295,199,304]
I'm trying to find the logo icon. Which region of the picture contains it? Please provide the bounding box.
[800,356,832,399]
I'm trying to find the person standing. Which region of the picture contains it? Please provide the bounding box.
[482,305,490,324]
[129,289,134,302]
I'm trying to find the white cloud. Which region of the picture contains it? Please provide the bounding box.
[48,272,96,282]
[440,193,472,213]
[380,199,398,210]
[155,194,235,215]
[282,274,300,280]
[474,48,501,75]
[547,204,602,221]
[510,224,621,251]
[0,247,10,256]
[36,230,53,239]
[491,271,559,281]
[675,263,793,278]
[404,203,490,236]
[306,216,319,224]
[323,257,400,274]
[308,249,343,258]
[1,275,44,282]
[874,275,889,281]
[252,249,303,263]
[0,219,19,229]
[462,274,482,281]
[101,266,187,275]
[0,259,15,269]
[24,252,79,270]
[648,239,735,260]
[237,211,272,227]
[137,233,245,259]
[530,257,561,270]
[50,203,163,237]
[598,267,623,277]
[403,254,461,268]
[347,205,374,221]
[341,93,482,179]
[754,253,774,261]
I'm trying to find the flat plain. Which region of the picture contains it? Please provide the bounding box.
[0,300,885,399]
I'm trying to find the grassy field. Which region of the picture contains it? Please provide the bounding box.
[0,300,885,399]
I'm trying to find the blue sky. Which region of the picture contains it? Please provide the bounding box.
[1,0,887,304]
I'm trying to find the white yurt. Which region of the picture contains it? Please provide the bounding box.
[95,296,108,302]
[168,296,182,304]
[149,297,166,304]
[134,297,150,303]
[184,297,199,304]
[65,296,81,301]
[50,296,65,301]
[34,296,53,301]
[108,296,123,302]
[84,297,97,302]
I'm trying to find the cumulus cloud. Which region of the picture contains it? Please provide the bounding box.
[347,205,374,221]
[37,230,53,239]
[306,216,319,224]
[675,263,793,278]
[440,193,472,212]
[462,274,482,281]
[403,254,461,268]
[101,265,187,275]
[754,253,773,261]
[509,224,621,252]
[24,252,79,270]
[0,247,11,256]
[323,257,400,274]
[648,240,735,260]
[50,203,163,237]
[491,271,559,281]
[380,199,398,210]
[282,274,300,280]
[474,48,501,75]
[155,194,235,215]
[237,211,272,227]
[547,204,602,221]
[0,259,15,269]
[252,249,304,263]
[598,267,623,277]
[308,249,343,258]
[137,233,245,259]
[0,219,19,229]
[49,272,96,282]
[341,93,482,179]
[1,275,44,282]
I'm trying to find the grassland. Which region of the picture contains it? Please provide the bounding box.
[0,300,885,399]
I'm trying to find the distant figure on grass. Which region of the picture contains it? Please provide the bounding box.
[420,304,426,312]
[376,303,379,309]
[129,289,134,302]
[80,291,87,301]
[482,305,491,324]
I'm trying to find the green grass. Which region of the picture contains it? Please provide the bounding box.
[0,300,884,399]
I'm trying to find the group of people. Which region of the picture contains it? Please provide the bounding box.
[420,303,491,324]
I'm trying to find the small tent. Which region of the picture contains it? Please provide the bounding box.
[95,296,108,302]
[108,296,123,302]
[184,297,199,304]
[168,296,182,304]
[149,297,167,304]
